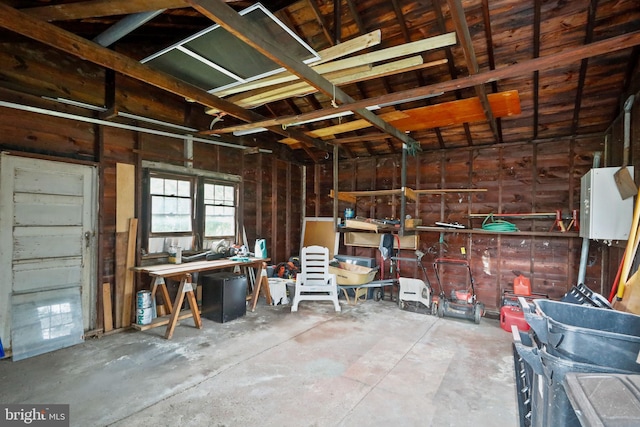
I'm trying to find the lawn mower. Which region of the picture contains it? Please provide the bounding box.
[398,250,436,315]
[433,258,483,324]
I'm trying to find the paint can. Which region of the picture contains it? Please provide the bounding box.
[136,307,153,325]
[136,290,152,309]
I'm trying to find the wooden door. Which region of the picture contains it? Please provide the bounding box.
[0,153,97,359]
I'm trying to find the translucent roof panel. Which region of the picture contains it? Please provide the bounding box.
[141,3,320,93]
[148,49,237,89]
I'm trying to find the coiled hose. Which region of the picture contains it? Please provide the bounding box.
[481,214,519,232]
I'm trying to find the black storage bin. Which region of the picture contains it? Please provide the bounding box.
[514,329,636,427]
[199,272,247,323]
[564,373,640,427]
[561,283,611,308]
[522,298,640,371]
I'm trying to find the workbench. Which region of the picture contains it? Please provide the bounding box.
[133,257,269,339]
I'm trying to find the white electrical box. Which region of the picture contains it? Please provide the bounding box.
[580,167,634,240]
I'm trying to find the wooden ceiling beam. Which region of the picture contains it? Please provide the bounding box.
[217,56,442,112]
[217,30,640,133]
[571,0,599,135]
[307,0,333,46]
[533,0,541,140]
[0,2,329,156]
[433,0,472,146]
[189,0,421,149]
[21,0,188,21]
[276,90,520,144]
[480,0,502,140]
[212,30,382,98]
[446,0,500,144]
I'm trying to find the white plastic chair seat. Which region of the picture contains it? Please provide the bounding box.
[291,245,341,312]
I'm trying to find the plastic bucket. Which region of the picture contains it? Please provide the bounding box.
[521,298,640,371]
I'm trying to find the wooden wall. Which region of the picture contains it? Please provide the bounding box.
[307,136,622,312]
[0,38,636,324]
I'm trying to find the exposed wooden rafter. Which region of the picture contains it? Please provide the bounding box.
[188,0,421,149]
[22,0,188,21]
[211,30,640,136]
[571,0,599,134]
[215,56,446,112]
[0,2,330,160]
[211,30,383,98]
[446,0,500,144]
[433,0,473,146]
[277,90,521,147]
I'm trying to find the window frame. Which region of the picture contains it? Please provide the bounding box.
[148,172,196,238]
[201,179,238,241]
[142,165,241,256]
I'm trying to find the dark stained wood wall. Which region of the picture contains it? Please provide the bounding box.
[310,136,618,311]
[0,38,636,324]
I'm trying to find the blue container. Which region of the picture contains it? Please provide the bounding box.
[0,337,4,358]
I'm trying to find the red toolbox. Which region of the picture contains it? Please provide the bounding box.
[500,305,530,332]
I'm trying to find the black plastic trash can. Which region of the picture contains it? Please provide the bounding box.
[513,328,636,427]
[521,298,640,371]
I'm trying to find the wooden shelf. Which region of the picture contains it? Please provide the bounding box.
[330,187,487,203]
[330,188,417,203]
[414,225,579,238]
[343,231,419,249]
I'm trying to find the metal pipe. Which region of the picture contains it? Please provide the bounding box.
[0,100,248,150]
[93,10,165,47]
[623,94,635,165]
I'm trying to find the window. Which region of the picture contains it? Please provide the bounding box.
[150,176,193,233]
[204,183,236,238]
[144,169,239,255]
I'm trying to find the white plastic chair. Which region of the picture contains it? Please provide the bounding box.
[291,245,341,312]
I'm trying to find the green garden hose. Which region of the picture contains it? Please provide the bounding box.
[480,214,519,232]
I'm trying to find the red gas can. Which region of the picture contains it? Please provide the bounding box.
[500,305,530,332]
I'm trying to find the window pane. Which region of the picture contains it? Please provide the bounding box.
[205,205,235,237]
[165,179,177,195]
[177,198,192,215]
[178,180,191,197]
[224,186,234,204]
[204,184,214,202]
[151,195,192,233]
[150,177,164,195]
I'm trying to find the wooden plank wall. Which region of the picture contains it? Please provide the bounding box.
[0,39,635,323]
[312,136,615,311]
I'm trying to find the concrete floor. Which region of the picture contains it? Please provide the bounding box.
[0,298,517,427]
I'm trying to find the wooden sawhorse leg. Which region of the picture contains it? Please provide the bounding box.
[164,273,202,340]
[150,276,173,315]
[250,262,272,312]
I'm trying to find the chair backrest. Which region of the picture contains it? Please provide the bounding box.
[300,245,331,286]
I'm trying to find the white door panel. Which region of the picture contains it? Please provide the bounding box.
[0,153,97,359]
[13,226,84,260]
[14,192,84,226]
[13,258,82,294]
[14,168,85,196]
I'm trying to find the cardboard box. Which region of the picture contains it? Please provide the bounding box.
[405,218,423,228]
